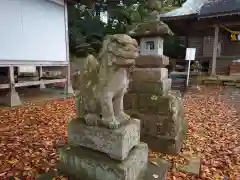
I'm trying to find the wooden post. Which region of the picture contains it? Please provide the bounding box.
[64,1,74,96]
[9,66,15,93]
[7,66,21,106]
[39,66,46,89]
[211,25,219,76]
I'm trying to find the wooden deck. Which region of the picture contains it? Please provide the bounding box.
[201,75,240,87]
[170,72,240,88]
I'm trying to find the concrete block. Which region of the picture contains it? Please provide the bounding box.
[68,118,140,161]
[59,143,148,180]
[4,91,22,107]
[40,83,46,89]
[177,156,201,176]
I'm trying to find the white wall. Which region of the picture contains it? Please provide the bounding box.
[140,36,164,56]
[0,0,67,63]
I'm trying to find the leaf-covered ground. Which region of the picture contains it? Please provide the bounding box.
[151,86,240,180]
[0,99,76,179]
[0,86,239,179]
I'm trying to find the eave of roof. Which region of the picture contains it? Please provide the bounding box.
[65,0,79,3]
[198,0,240,19]
[160,14,197,21]
[160,0,208,20]
[199,10,240,19]
[160,0,240,21]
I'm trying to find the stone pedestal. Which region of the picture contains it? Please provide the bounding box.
[46,34,171,180]
[68,118,140,161]
[59,143,148,180]
[59,119,162,180]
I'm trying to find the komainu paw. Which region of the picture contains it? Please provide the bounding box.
[116,112,131,123]
[101,116,120,129]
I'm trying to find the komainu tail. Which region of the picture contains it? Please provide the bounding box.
[83,54,100,73]
[77,54,100,118]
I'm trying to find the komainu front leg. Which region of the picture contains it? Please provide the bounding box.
[100,94,120,129]
[83,99,101,126]
[113,89,131,124]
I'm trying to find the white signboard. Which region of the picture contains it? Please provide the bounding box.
[185,48,196,61]
[0,0,67,62]
[18,66,36,73]
[185,48,196,87]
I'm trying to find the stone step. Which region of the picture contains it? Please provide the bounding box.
[68,118,141,161]
[58,143,148,180]
[37,159,169,180]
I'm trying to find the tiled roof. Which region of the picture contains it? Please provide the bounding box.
[199,0,240,18]
[160,0,240,20]
[160,0,209,18]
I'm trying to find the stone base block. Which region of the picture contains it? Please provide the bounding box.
[132,68,168,82]
[68,118,140,161]
[65,84,75,96]
[59,143,148,180]
[1,91,22,107]
[141,126,185,155]
[129,78,171,96]
[135,55,169,68]
[38,158,169,180]
[40,83,46,89]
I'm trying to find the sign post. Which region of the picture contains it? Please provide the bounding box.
[185,48,196,87]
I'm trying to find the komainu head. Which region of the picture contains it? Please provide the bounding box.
[98,34,139,67]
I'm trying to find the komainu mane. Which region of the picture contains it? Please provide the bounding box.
[78,34,139,129]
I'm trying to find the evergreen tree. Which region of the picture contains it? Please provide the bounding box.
[68,0,187,57]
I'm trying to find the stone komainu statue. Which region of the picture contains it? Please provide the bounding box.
[77,34,139,129]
